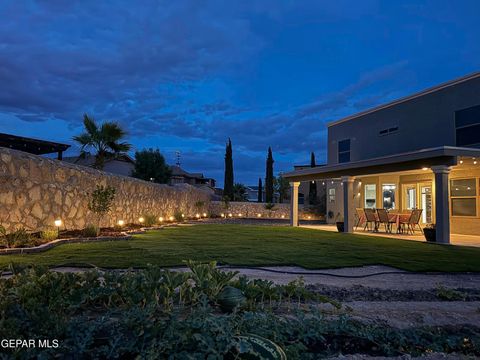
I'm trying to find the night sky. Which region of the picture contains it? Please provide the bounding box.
[1,1,479,185]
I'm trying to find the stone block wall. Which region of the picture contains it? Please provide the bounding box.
[209,201,321,220]
[0,147,210,232]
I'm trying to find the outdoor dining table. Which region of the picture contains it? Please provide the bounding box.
[386,212,411,233]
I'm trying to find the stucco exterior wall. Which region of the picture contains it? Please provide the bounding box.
[327,76,480,165]
[0,147,210,232]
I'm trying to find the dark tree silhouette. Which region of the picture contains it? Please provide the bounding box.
[257,177,263,203]
[132,148,172,183]
[223,138,234,201]
[265,147,274,203]
[309,152,318,205]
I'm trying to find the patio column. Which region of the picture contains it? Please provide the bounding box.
[290,181,300,227]
[431,165,451,244]
[342,176,355,233]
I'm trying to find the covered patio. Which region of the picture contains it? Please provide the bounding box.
[301,224,480,247]
[284,146,480,244]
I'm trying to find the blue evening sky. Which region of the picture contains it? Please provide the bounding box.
[0,0,479,185]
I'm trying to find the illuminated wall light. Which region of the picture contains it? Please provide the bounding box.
[311,181,315,184]
[139,217,145,223]
[358,181,362,185]
[357,192,361,197]
[307,216,311,219]
[54,219,62,227]
[460,160,464,164]
[281,215,285,219]
[117,220,125,226]
[238,213,242,217]
[322,182,325,186]
[422,167,429,171]
[202,212,207,217]
[257,213,262,217]
[331,181,334,184]
[474,160,478,165]
[159,217,164,222]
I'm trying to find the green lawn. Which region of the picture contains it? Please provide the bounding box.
[0,224,479,272]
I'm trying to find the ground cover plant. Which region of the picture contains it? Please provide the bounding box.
[0,225,479,271]
[0,262,478,359]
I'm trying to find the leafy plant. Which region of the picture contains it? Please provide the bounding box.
[40,228,59,241]
[436,285,466,301]
[83,224,99,237]
[88,185,116,228]
[1,228,33,248]
[174,211,184,222]
[143,214,157,227]
[264,202,276,211]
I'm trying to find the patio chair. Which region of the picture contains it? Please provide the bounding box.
[399,209,423,234]
[363,208,378,232]
[376,208,396,233]
[355,208,366,230]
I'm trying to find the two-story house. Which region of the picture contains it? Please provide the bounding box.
[284,72,480,243]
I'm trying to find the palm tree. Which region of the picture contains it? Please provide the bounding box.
[73,114,132,169]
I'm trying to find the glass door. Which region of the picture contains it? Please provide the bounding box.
[420,184,432,224]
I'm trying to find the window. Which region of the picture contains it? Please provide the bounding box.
[450,178,477,216]
[338,139,351,163]
[379,126,399,136]
[455,105,480,148]
[382,184,396,210]
[364,184,376,208]
[404,184,417,210]
[328,188,336,203]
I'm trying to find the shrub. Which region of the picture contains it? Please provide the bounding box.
[174,211,184,222]
[3,228,35,248]
[264,203,276,211]
[88,185,116,227]
[83,224,99,237]
[40,228,59,241]
[143,214,157,227]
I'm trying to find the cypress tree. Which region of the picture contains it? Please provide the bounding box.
[309,152,318,205]
[257,177,263,202]
[223,138,234,201]
[265,147,274,203]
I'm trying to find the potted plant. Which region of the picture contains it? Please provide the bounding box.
[423,223,436,242]
[335,212,344,232]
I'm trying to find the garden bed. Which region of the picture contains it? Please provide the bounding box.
[0,262,478,359]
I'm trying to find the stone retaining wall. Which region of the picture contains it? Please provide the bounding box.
[0,147,210,232]
[209,201,321,220]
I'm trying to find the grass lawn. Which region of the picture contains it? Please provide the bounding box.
[0,224,479,272]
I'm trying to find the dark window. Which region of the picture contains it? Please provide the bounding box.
[456,105,480,147]
[338,139,351,163]
[379,126,399,136]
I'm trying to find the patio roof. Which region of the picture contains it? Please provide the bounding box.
[0,132,70,160]
[284,146,480,182]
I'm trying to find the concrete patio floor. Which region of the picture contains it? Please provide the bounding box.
[301,224,480,248]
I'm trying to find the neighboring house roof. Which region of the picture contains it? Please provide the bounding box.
[0,132,70,156]
[328,71,480,127]
[170,165,215,183]
[62,153,135,167]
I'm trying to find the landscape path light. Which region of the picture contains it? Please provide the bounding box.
[139,217,145,224]
[54,219,62,232]
[118,220,125,227]
[159,217,164,222]
[202,212,207,217]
